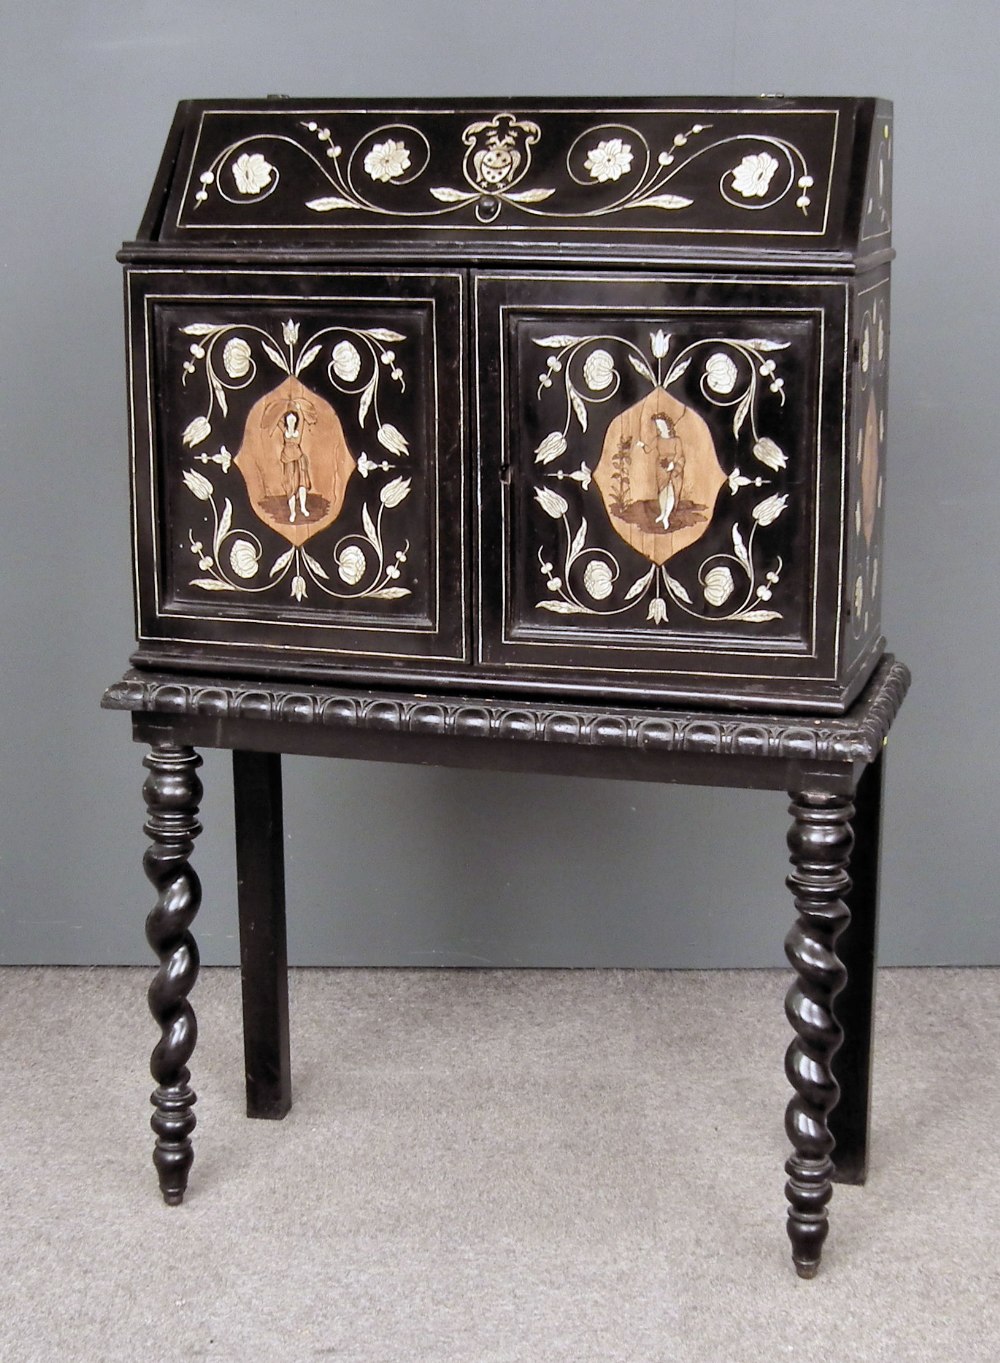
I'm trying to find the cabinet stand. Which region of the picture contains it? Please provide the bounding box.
[104,653,909,1275]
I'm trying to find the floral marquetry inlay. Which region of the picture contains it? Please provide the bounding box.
[849,276,890,653]
[173,313,420,606]
[525,326,795,628]
[177,105,837,235]
[860,391,879,545]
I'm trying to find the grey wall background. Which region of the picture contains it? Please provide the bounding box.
[1,1,997,967]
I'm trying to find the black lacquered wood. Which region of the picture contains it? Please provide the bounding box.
[233,750,291,1119]
[784,790,854,1276]
[107,654,909,785]
[830,745,885,1184]
[107,658,908,1272]
[142,743,203,1204]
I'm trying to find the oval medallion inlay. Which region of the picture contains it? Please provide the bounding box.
[234,376,356,546]
[593,387,726,565]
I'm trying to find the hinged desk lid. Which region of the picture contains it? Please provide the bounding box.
[136,96,892,262]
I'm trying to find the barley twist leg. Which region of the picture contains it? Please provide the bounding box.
[142,743,203,1204]
[784,790,853,1277]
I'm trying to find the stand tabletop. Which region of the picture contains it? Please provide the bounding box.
[103,653,909,793]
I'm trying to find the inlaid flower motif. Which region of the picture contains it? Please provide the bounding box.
[583,560,614,601]
[282,320,299,347]
[182,467,213,499]
[583,348,616,391]
[229,539,260,579]
[730,152,779,199]
[703,565,735,607]
[854,575,864,614]
[332,340,362,382]
[232,153,274,195]
[704,352,738,395]
[650,330,671,359]
[377,423,409,456]
[182,417,212,448]
[647,597,668,624]
[380,476,411,508]
[189,538,213,570]
[534,432,567,465]
[364,139,411,183]
[752,492,789,526]
[337,545,367,585]
[291,574,307,602]
[752,436,787,471]
[222,337,252,379]
[584,139,633,183]
[861,326,871,373]
[535,486,568,519]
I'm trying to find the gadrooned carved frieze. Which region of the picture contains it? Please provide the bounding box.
[103,656,909,765]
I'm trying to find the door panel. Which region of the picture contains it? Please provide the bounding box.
[475,272,848,701]
[128,269,467,669]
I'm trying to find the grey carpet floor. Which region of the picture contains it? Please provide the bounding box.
[1,966,998,1362]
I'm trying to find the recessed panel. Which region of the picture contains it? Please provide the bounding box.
[845,268,890,670]
[128,270,467,667]
[476,274,848,700]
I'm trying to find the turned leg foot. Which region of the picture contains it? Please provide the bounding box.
[142,743,203,1204]
[784,789,853,1276]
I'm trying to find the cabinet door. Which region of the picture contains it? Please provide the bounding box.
[127,269,467,675]
[474,273,849,707]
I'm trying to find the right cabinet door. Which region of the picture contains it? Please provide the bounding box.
[474,272,851,710]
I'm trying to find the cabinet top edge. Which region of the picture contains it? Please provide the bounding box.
[134,97,892,256]
[117,242,895,275]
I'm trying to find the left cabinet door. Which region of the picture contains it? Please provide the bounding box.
[126,268,468,678]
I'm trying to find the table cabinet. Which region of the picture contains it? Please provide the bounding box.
[106,96,907,1277]
[123,94,893,712]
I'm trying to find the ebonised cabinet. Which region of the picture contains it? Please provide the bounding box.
[106,97,908,1279]
[122,96,893,711]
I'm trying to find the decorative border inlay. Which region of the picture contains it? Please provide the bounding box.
[172,104,842,238]
[191,114,815,226]
[103,657,909,765]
